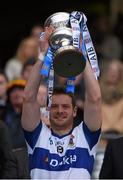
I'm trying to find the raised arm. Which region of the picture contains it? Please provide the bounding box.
[83,60,102,131]
[21,27,53,131]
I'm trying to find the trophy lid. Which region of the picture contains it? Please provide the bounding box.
[44,12,70,28]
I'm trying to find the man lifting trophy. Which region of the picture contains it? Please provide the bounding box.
[22,11,102,180]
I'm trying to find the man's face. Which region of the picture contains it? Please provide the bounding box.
[50,94,77,129]
[0,75,8,98]
[9,88,24,107]
[107,62,122,85]
[22,65,33,81]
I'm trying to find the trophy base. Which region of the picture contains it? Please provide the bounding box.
[53,46,86,77]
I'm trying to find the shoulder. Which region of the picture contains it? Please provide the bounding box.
[5,58,21,68]
[107,137,123,152]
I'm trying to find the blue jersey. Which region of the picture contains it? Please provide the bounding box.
[24,121,101,179]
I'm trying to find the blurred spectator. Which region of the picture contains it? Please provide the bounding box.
[89,14,110,60]
[0,70,8,104]
[0,120,18,179]
[0,70,8,120]
[0,72,30,178]
[21,57,36,81]
[4,79,27,149]
[3,79,30,178]
[99,137,123,179]
[30,23,44,40]
[99,59,123,134]
[5,36,39,81]
[101,34,122,60]
[89,14,122,61]
[12,147,30,179]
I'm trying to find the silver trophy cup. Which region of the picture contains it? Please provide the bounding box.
[44,12,86,78]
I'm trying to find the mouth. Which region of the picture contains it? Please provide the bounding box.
[54,116,67,121]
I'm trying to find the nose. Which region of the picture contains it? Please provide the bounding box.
[57,106,63,113]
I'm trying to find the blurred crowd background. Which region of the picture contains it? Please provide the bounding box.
[1,0,123,178]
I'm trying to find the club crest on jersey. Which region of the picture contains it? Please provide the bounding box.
[68,134,75,147]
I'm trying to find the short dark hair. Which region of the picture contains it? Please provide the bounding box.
[22,57,36,73]
[52,86,76,107]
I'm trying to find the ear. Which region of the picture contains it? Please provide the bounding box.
[73,106,77,117]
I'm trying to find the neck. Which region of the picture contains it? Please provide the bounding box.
[13,105,22,114]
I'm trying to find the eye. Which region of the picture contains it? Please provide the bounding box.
[63,105,70,109]
[51,104,58,109]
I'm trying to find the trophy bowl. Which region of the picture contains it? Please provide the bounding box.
[44,12,70,28]
[44,12,86,78]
